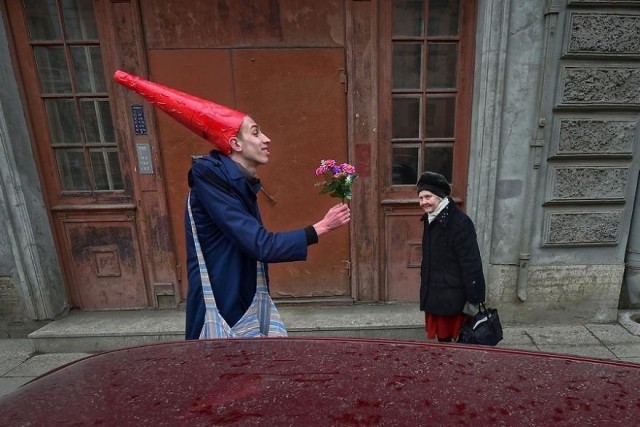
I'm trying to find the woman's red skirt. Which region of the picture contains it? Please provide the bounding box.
[425,313,467,340]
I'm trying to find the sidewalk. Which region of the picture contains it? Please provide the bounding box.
[2,306,640,398]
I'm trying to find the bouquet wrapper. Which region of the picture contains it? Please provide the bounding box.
[113,70,246,155]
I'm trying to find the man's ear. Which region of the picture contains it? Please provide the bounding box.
[229,136,243,153]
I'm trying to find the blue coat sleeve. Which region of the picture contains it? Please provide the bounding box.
[191,160,308,263]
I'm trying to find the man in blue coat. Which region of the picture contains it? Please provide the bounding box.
[185,116,351,339]
[112,70,350,340]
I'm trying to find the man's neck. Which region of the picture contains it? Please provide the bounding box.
[229,154,258,176]
[230,157,260,184]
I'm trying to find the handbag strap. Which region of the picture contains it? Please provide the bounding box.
[478,302,488,315]
[187,191,235,338]
[188,191,275,338]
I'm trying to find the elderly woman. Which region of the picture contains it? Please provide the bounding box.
[417,172,486,342]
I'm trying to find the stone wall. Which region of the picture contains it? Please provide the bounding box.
[490,264,624,324]
[0,277,44,338]
[532,1,640,321]
[473,0,640,323]
[532,1,640,316]
[0,277,20,325]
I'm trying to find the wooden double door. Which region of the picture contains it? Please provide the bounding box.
[4,0,475,310]
[4,0,351,309]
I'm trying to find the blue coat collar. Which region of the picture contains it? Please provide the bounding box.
[210,151,262,194]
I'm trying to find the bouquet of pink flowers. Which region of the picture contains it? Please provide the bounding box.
[315,159,357,203]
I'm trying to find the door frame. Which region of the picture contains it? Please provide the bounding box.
[377,0,478,301]
[3,0,180,309]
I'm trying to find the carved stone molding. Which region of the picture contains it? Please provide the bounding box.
[554,119,636,156]
[568,0,640,6]
[544,210,622,246]
[567,13,640,56]
[549,166,629,201]
[561,67,640,106]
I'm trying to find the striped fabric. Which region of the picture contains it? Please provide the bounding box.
[187,192,288,339]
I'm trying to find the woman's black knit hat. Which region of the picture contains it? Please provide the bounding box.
[416,171,451,198]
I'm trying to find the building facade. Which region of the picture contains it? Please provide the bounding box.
[1,0,639,335]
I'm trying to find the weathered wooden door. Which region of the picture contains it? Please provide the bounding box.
[139,0,351,302]
[4,0,179,309]
[380,0,477,301]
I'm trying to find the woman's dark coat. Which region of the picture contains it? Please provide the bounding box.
[420,199,486,315]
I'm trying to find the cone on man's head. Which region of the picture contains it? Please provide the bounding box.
[113,70,246,156]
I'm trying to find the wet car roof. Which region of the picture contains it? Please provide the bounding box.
[1,338,639,425]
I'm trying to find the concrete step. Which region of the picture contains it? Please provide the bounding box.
[28,303,425,353]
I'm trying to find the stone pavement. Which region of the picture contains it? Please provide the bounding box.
[1,305,639,398]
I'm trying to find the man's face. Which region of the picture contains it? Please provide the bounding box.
[418,190,441,214]
[234,117,271,169]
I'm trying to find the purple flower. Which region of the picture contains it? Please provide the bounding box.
[315,158,358,203]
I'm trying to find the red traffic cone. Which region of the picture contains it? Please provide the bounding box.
[113,70,246,155]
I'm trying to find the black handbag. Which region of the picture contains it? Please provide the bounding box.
[457,303,503,346]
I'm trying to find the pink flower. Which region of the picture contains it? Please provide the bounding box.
[315,158,358,203]
[341,163,356,174]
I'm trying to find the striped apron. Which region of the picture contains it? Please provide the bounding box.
[188,193,288,339]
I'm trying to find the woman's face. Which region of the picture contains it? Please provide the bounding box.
[418,190,442,214]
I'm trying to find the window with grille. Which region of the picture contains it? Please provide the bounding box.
[23,0,123,192]
[389,0,467,189]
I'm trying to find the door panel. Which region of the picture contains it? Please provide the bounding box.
[233,48,350,298]
[146,49,238,299]
[384,206,424,301]
[140,0,344,49]
[149,47,351,299]
[56,209,148,309]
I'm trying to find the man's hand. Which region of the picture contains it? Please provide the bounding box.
[313,204,351,236]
